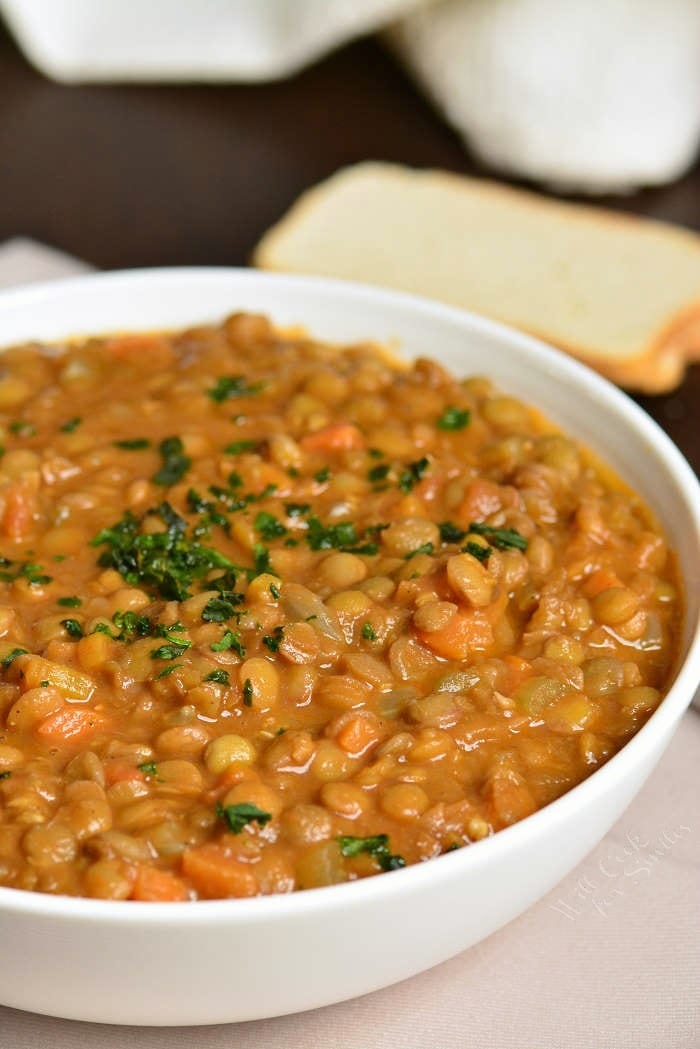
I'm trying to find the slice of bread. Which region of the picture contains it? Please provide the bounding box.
[254,162,700,391]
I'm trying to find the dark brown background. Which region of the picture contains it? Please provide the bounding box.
[0,27,697,472]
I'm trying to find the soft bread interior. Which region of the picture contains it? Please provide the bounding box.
[254,163,700,391]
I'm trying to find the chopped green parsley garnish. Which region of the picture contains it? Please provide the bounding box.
[439,521,467,544]
[313,467,330,484]
[201,596,239,623]
[368,463,391,483]
[224,439,259,455]
[337,834,406,872]
[23,563,52,586]
[216,801,271,834]
[150,639,191,661]
[1,647,27,667]
[0,771,11,780]
[306,516,357,551]
[254,511,287,540]
[463,541,491,563]
[262,626,285,653]
[210,630,246,658]
[186,489,209,514]
[207,376,263,403]
[367,523,390,537]
[186,488,231,538]
[468,522,528,551]
[61,618,84,639]
[9,420,36,437]
[205,669,230,686]
[206,483,250,514]
[60,417,82,433]
[404,542,434,560]
[111,610,153,638]
[207,569,240,595]
[269,582,281,600]
[138,761,159,776]
[257,483,278,500]
[156,663,182,679]
[0,561,53,586]
[361,622,377,641]
[252,543,273,577]
[368,448,384,459]
[152,436,191,487]
[91,502,233,600]
[398,457,429,493]
[242,678,253,706]
[114,437,150,450]
[437,406,471,431]
[285,502,310,518]
[1,641,26,667]
[58,595,82,608]
[155,620,187,636]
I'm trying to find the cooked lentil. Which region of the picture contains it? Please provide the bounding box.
[0,313,681,900]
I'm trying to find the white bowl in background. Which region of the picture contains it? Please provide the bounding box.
[0,268,698,1026]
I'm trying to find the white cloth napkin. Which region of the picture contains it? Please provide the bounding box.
[388,0,700,193]
[0,238,92,289]
[0,0,422,83]
[0,240,698,1047]
[3,0,700,191]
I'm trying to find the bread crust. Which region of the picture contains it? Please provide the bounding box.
[253,163,700,393]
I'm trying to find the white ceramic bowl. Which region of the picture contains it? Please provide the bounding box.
[0,269,698,1026]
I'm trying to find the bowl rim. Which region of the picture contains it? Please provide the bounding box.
[0,265,698,925]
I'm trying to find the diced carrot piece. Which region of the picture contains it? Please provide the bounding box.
[181,844,258,899]
[486,772,537,829]
[104,335,174,367]
[503,655,533,692]
[396,494,423,518]
[418,611,494,660]
[105,334,160,354]
[456,480,504,527]
[104,761,145,787]
[413,476,441,503]
[203,766,259,804]
[35,706,106,743]
[1,484,36,541]
[583,568,624,598]
[131,865,189,902]
[217,766,258,789]
[334,714,383,757]
[251,462,290,492]
[301,423,365,453]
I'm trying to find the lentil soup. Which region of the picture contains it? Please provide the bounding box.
[0,313,681,901]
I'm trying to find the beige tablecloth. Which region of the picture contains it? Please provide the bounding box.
[0,241,698,1049]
